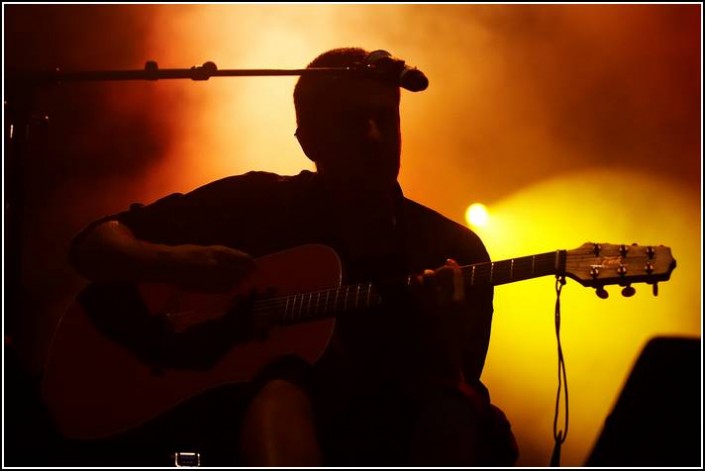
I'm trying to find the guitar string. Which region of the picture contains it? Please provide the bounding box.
[247,255,555,317]
[168,253,636,319]
[246,251,656,318]
[163,253,655,320]
[196,253,636,323]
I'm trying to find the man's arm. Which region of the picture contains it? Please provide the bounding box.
[70,219,256,291]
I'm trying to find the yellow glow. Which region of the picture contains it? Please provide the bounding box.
[475,169,700,467]
[465,203,489,228]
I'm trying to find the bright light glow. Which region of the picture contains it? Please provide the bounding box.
[477,169,700,468]
[465,203,489,228]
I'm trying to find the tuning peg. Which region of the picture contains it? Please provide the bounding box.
[652,283,659,297]
[621,285,636,297]
[595,286,609,299]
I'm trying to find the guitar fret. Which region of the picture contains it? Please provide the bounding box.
[366,282,372,308]
[288,295,295,323]
[284,295,290,323]
[471,265,476,286]
[355,285,360,310]
[300,294,306,321]
[298,294,303,321]
[490,262,495,284]
[344,286,349,312]
[510,259,514,281]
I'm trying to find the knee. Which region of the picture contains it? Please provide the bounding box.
[409,392,482,466]
[240,379,321,466]
[249,379,312,415]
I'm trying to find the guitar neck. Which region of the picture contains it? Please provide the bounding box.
[254,251,565,325]
[464,250,564,286]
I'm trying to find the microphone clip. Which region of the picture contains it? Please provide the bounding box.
[356,49,429,92]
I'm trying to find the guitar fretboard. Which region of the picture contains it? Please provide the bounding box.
[464,251,563,286]
[253,284,383,325]
[253,251,565,325]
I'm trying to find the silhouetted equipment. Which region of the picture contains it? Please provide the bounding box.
[586,336,701,467]
[363,50,429,92]
[7,50,430,92]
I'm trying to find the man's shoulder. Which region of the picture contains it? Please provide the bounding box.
[402,197,489,255]
[402,198,468,232]
[214,169,316,187]
[192,170,317,197]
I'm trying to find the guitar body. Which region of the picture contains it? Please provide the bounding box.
[42,244,342,440]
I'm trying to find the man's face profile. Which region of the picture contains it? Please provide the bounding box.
[303,77,401,191]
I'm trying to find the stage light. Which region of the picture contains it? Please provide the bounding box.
[465,202,489,228]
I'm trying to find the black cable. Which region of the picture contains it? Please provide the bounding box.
[550,275,569,467]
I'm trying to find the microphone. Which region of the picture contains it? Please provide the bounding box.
[362,50,429,92]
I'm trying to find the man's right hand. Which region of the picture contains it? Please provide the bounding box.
[163,244,257,292]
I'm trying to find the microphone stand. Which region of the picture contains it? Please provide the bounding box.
[3,60,357,341]
[9,60,357,84]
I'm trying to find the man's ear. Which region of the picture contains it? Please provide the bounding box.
[295,127,317,163]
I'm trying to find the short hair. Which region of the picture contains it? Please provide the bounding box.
[293,47,399,130]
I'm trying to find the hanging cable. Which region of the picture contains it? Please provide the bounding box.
[550,275,569,467]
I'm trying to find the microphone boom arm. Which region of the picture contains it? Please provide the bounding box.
[9,61,358,84]
[9,58,427,92]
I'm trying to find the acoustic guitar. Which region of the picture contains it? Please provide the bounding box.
[41,242,676,439]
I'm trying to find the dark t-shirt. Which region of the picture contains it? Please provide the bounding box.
[101,170,495,390]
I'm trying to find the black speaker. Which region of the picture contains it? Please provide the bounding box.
[586,336,702,467]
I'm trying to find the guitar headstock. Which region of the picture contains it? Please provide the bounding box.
[564,243,676,298]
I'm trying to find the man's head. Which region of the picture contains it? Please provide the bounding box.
[294,47,402,192]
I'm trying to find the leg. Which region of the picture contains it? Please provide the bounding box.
[408,387,518,466]
[239,379,322,466]
[408,388,482,466]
